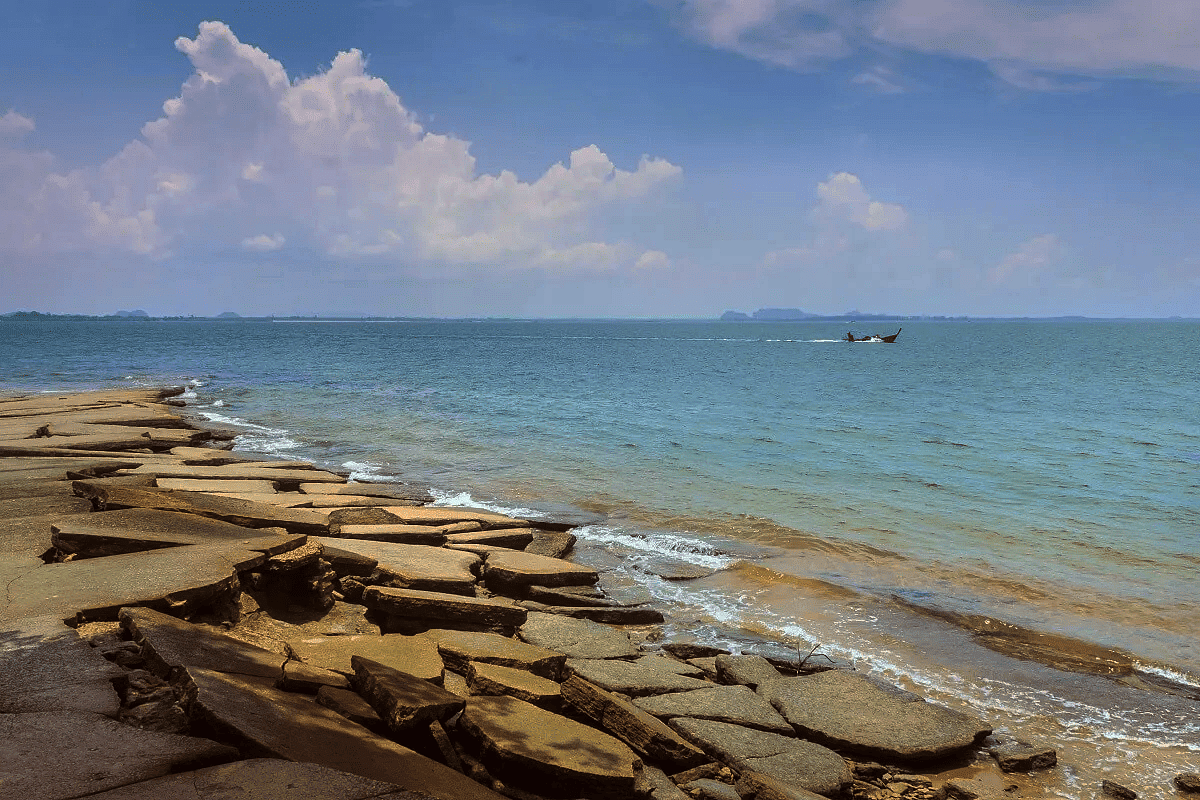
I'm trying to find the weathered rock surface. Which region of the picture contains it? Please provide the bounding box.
[115,462,346,486]
[425,628,566,680]
[460,694,642,800]
[317,685,389,735]
[288,634,444,682]
[634,685,793,735]
[1175,773,1200,793]
[467,661,562,709]
[522,602,666,625]
[1,542,260,623]
[301,482,433,502]
[364,586,526,635]
[383,506,531,528]
[471,547,599,592]
[77,759,434,800]
[518,611,639,659]
[565,658,714,697]
[680,778,740,800]
[669,717,850,797]
[351,655,465,733]
[734,770,830,800]
[715,653,783,689]
[989,741,1058,772]
[338,524,447,545]
[524,530,577,558]
[178,666,505,799]
[758,671,992,763]
[156,477,279,493]
[51,508,305,558]
[0,710,237,800]
[315,538,480,595]
[444,528,534,549]
[73,483,330,535]
[561,675,709,772]
[642,766,693,800]
[0,614,125,716]
[635,654,707,678]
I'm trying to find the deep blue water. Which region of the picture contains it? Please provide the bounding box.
[3,317,1199,793]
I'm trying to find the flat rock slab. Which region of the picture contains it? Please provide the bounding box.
[1,542,260,623]
[669,717,850,797]
[302,482,434,502]
[353,655,465,733]
[477,548,599,591]
[635,655,707,678]
[561,675,709,772]
[288,634,445,683]
[735,771,829,800]
[425,628,566,680]
[444,528,534,549]
[715,654,783,689]
[116,463,346,486]
[78,759,429,800]
[314,537,480,594]
[364,587,527,635]
[52,510,304,558]
[518,611,638,659]
[467,661,562,709]
[0,614,125,716]
[523,603,666,625]
[758,671,992,764]
[123,606,284,680]
[633,685,793,735]
[75,484,331,535]
[383,507,531,529]
[0,710,237,800]
[155,478,278,493]
[524,530,577,558]
[305,495,420,508]
[180,667,505,800]
[338,524,447,545]
[460,694,642,800]
[565,659,714,697]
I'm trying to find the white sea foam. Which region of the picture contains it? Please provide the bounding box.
[429,489,543,519]
[340,461,407,483]
[572,524,736,570]
[211,399,224,407]
[196,410,300,455]
[1134,661,1200,690]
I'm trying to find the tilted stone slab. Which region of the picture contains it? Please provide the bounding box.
[425,628,566,680]
[51,509,305,558]
[444,528,534,549]
[156,478,279,493]
[757,671,992,764]
[565,659,714,697]
[521,602,666,625]
[668,717,851,797]
[352,655,465,733]
[317,686,389,736]
[560,675,709,772]
[524,530,577,558]
[73,483,330,535]
[518,611,638,659]
[77,758,428,800]
[338,523,447,545]
[0,710,238,800]
[633,685,793,735]
[1,542,261,623]
[363,587,527,635]
[287,634,445,683]
[467,661,562,709]
[476,548,599,591]
[314,537,479,594]
[383,506,531,529]
[321,544,379,577]
[121,606,347,692]
[460,694,642,800]
[734,771,829,800]
[0,614,125,717]
[715,654,783,689]
[178,667,505,800]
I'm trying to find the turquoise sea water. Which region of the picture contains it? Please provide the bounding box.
[3,317,1198,794]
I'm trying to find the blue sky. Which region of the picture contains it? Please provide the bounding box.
[1,0,1197,317]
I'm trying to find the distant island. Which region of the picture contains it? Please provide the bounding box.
[721,308,918,321]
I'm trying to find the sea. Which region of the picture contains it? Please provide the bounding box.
[2,317,1197,796]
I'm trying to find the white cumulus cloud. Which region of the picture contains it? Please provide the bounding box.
[816,172,907,231]
[0,21,680,276]
[988,233,1064,287]
[0,110,35,139]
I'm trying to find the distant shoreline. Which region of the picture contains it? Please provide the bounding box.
[3,312,1196,323]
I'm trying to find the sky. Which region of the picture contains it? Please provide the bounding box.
[1,0,1198,318]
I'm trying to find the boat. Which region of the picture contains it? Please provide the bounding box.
[845,328,901,343]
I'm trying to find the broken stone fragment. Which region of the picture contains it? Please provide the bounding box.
[363,586,526,635]
[518,611,638,660]
[426,628,566,681]
[458,694,643,800]
[0,614,125,717]
[467,661,562,710]
[560,675,709,772]
[989,741,1058,772]
[316,685,389,734]
[288,633,445,683]
[351,655,465,734]
[316,538,481,595]
[523,530,576,558]
[634,685,793,735]
[520,602,665,625]
[734,769,830,800]
[564,658,713,698]
[714,653,783,689]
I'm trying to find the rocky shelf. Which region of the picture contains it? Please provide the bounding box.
[2,388,1190,800]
